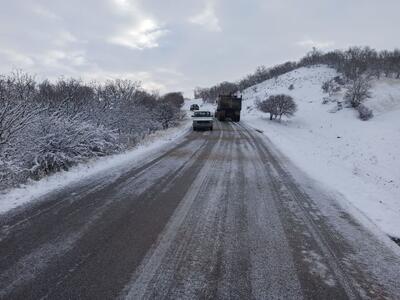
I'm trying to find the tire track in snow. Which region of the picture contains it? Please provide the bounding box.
[121,121,228,299]
[0,134,210,298]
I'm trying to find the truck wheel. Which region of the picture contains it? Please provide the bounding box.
[236,116,240,122]
[210,126,213,131]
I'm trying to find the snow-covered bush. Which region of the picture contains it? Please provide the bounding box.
[357,104,374,121]
[26,113,119,179]
[0,73,42,152]
[0,72,183,190]
[322,79,341,96]
[0,155,23,191]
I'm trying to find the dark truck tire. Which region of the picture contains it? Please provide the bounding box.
[217,110,226,121]
[232,115,240,122]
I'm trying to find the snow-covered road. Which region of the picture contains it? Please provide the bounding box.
[1,121,400,299]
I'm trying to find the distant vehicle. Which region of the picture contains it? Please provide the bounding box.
[215,94,242,122]
[190,104,200,111]
[192,111,213,131]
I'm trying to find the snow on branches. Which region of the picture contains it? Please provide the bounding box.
[0,72,183,190]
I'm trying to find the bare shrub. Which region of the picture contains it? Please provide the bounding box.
[344,77,372,108]
[333,76,346,85]
[0,73,43,151]
[357,104,374,121]
[322,79,341,96]
[26,112,119,179]
[256,94,297,120]
[162,92,184,108]
[0,71,184,191]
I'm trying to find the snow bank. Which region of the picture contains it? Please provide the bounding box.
[0,119,191,215]
[242,65,400,239]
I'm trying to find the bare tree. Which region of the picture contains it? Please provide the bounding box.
[344,77,372,108]
[256,94,297,120]
[256,97,275,120]
[162,92,184,108]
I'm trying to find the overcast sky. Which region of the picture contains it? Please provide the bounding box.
[1,0,399,97]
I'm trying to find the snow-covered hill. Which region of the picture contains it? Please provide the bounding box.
[242,65,400,240]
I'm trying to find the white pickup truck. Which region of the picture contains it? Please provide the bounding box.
[192,111,213,131]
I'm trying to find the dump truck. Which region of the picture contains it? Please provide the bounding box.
[215,94,242,122]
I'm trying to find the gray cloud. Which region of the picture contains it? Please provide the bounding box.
[1,0,399,96]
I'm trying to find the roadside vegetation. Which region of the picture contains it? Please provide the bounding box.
[196,46,399,121]
[256,94,297,121]
[0,72,184,191]
[195,47,400,98]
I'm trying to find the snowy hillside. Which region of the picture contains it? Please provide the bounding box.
[242,65,400,239]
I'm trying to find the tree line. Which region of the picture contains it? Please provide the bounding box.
[195,46,400,102]
[0,71,184,190]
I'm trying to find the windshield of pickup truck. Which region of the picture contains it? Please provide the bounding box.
[193,111,211,117]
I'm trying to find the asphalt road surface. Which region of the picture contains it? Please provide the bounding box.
[1,121,400,299]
